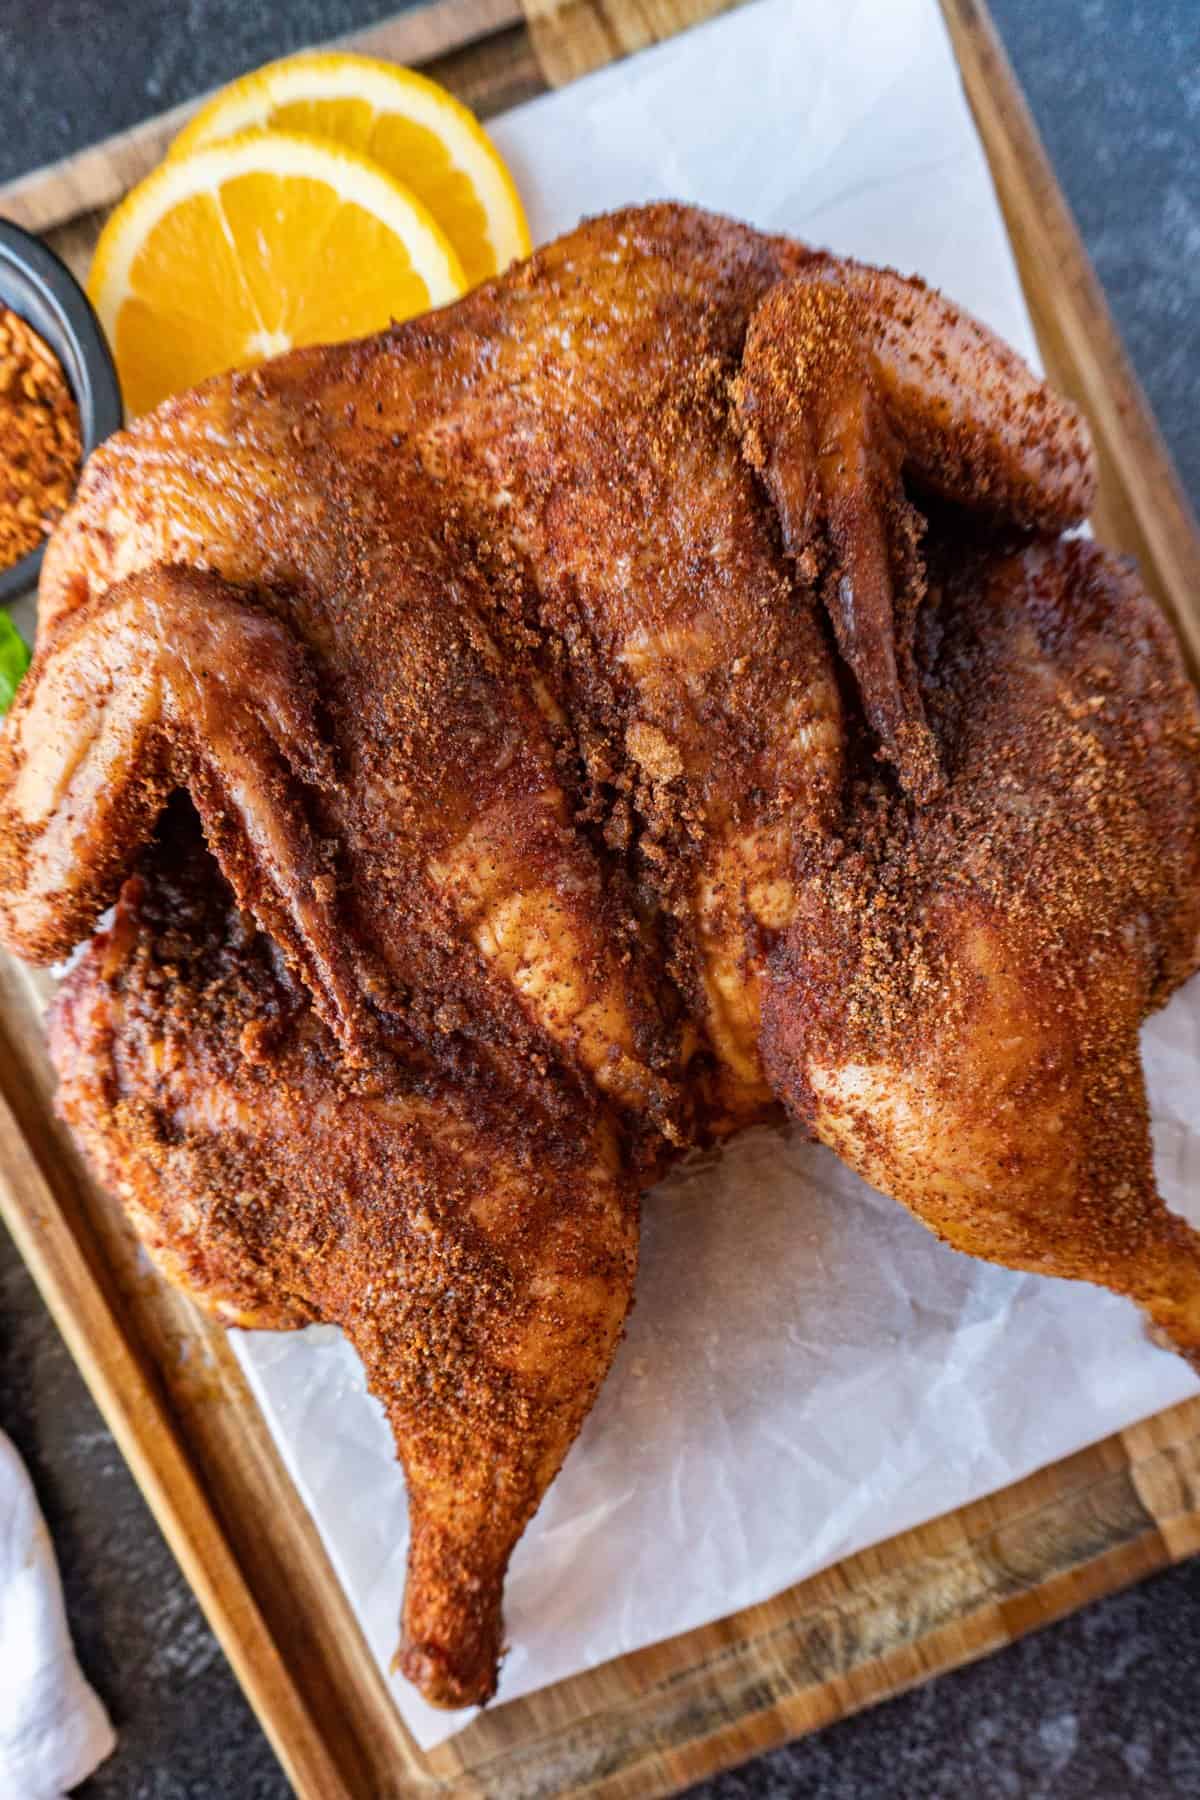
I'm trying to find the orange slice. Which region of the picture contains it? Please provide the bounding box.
[172,51,530,288]
[87,129,465,416]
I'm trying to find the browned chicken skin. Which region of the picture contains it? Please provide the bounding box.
[763,537,1200,1364]
[1,204,1197,1708]
[52,805,638,1708]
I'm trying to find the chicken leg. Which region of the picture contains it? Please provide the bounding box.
[762,538,1200,1363]
[52,805,639,1705]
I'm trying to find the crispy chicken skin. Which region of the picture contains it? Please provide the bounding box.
[1,514,685,1140]
[0,203,1195,1706]
[732,262,1095,798]
[763,538,1200,1365]
[52,806,638,1708]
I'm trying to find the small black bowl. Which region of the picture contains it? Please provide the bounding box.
[0,219,123,605]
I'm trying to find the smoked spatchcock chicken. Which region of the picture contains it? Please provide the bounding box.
[1,204,1197,1709]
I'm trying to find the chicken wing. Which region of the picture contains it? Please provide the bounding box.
[732,262,1095,797]
[1,494,685,1142]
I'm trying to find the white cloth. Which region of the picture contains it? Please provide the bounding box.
[0,1430,115,1799]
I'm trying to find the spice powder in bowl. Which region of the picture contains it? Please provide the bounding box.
[0,305,83,572]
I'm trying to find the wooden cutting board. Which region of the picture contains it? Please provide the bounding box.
[2,2,1199,1795]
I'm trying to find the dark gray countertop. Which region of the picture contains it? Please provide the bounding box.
[1,2,1198,1795]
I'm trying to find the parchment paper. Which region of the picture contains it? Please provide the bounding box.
[231,0,1200,1750]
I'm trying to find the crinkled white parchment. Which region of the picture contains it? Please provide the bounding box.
[231,0,1200,1750]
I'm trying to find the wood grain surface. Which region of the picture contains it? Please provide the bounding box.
[1,0,1198,1795]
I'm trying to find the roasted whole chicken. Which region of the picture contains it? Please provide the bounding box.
[1,204,1197,1709]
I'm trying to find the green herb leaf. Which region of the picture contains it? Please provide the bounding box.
[0,612,30,714]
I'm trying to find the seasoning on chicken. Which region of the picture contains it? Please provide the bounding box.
[0,204,1195,1710]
